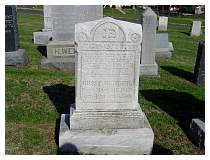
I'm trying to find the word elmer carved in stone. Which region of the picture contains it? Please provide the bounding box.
[59,17,154,155]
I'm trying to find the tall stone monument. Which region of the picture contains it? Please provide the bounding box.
[158,16,168,31]
[59,17,154,154]
[5,5,28,66]
[41,5,103,72]
[190,21,202,36]
[33,5,53,45]
[140,7,158,76]
[194,40,205,85]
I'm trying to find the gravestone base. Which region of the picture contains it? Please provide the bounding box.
[5,49,28,66]
[156,51,172,58]
[33,31,52,45]
[190,118,205,148]
[40,56,75,72]
[40,40,75,72]
[59,113,154,155]
[140,63,159,77]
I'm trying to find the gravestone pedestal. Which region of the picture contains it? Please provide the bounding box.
[33,5,53,45]
[6,49,28,66]
[140,63,158,76]
[41,41,75,72]
[59,17,154,155]
[5,5,28,66]
[59,113,154,154]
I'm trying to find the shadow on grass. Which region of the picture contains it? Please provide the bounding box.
[43,84,75,114]
[37,46,47,58]
[180,31,190,36]
[152,144,174,155]
[141,89,204,138]
[43,84,76,154]
[161,66,195,83]
[57,143,79,155]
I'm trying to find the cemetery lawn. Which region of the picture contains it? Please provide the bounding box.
[5,10,204,154]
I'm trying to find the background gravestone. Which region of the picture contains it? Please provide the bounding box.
[158,16,168,31]
[33,5,53,45]
[41,5,103,72]
[155,33,172,58]
[59,17,154,155]
[5,5,28,66]
[43,5,52,32]
[194,40,205,85]
[190,21,202,36]
[140,7,158,76]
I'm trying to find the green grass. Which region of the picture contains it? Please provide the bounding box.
[5,9,205,154]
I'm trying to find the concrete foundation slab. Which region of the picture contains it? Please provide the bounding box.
[40,56,75,72]
[33,31,52,45]
[5,49,28,66]
[59,113,154,155]
[140,63,159,77]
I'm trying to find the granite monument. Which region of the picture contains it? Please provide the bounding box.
[5,5,28,66]
[59,17,154,154]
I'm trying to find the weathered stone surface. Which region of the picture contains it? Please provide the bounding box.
[194,40,205,85]
[40,41,75,72]
[33,5,53,45]
[5,5,28,66]
[43,5,52,32]
[155,33,171,58]
[140,7,158,76]
[190,21,202,36]
[33,31,52,45]
[5,5,19,52]
[5,49,28,66]
[59,17,154,154]
[59,113,154,155]
[41,6,103,71]
[158,16,168,31]
[51,5,103,41]
[190,118,205,147]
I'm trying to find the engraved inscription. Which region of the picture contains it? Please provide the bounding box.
[52,47,74,57]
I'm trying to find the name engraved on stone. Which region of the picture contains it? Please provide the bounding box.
[5,15,17,33]
[52,47,74,57]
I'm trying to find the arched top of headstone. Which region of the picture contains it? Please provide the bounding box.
[75,17,142,43]
[143,7,157,17]
[90,17,126,42]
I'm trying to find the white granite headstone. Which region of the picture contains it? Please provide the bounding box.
[42,5,103,72]
[59,17,154,154]
[52,5,103,41]
[158,16,168,31]
[190,21,202,36]
[140,7,158,76]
